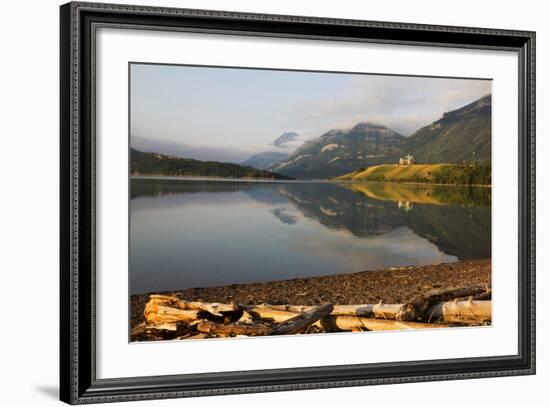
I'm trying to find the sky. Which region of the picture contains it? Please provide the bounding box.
[130,63,491,163]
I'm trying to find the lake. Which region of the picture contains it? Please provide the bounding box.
[130,177,491,295]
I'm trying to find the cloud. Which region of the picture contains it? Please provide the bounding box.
[276,75,491,137]
[131,135,253,163]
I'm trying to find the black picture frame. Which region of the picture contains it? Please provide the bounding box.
[60,2,536,404]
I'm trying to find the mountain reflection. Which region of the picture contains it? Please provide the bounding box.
[131,178,491,260]
[271,207,297,225]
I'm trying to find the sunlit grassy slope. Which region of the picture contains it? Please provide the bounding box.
[336,164,491,186]
[338,164,447,181]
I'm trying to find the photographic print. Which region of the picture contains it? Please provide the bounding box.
[129,63,492,342]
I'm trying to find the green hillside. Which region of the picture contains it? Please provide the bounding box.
[130,149,294,180]
[337,163,491,186]
[403,95,491,164]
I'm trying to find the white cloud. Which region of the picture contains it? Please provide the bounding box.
[276,75,491,137]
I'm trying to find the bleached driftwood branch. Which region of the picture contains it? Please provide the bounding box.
[427,298,492,323]
[149,294,239,316]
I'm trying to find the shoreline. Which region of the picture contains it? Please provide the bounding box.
[132,174,491,187]
[131,259,491,331]
[131,175,296,183]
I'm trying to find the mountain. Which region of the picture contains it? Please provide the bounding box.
[268,123,405,179]
[241,151,289,170]
[271,131,299,148]
[402,94,491,164]
[130,149,294,180]
[269,95,491,179]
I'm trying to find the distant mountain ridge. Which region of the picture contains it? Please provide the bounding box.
[241,151,289,170]
[130,149,293,179]
[269,95,491,179]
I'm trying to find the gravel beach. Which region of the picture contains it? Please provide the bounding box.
[130,259,491,332]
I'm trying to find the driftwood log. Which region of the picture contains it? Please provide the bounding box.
[145,295,242,324]
[149,294,239,316]
[195,305,334,336]
[428,299,492,323]
[139,287,492,341]
[269,304,333,335]
[245,306,450,331]
[246,300,491,326]
[144,302,200,324]
[265,303,403,319]
[471,290,492,301]
[395,286,488,321]
[197,321,270,336]
[316,315,451,331]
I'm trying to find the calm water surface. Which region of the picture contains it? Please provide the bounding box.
[130,178,491,294]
